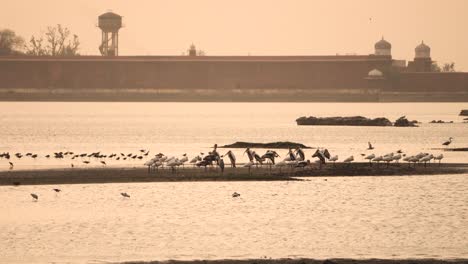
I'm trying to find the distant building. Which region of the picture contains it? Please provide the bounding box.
[374,37,392,56]
[407,41,432,72]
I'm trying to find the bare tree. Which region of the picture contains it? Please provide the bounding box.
[442,62,456,72]
[431,62,441,72]
[0,29,25,55]
[27,24,80,56]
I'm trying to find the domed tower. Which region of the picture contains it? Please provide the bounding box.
[408,41,432,72]
[98,12,122,56]
[188,44,197,56]
[415,41,431,59]
[374,37,391,56]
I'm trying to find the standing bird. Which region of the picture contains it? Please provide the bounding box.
[244,148,254,162]
[224,150,236,168]
[365,154,376,163]
[433,154,444,164]
[442,137,453,146]
[218,157,225,173]
[368,142,374,150]
[30,193,38,201]
[261,150,279,165]
[295,148,305,161]
[252,151,264,166]
[286,148,296,161]
[343,156,354,163]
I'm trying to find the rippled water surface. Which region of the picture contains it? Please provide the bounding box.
[1,175,468,263]
[0,102,468,263]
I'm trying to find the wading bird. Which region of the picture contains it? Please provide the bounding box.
[224,150,236,167]
[442,137,453,146]
[295,148,305,161]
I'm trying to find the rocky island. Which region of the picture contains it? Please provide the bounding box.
[296,116,419,127]
[220,141,311,149]
[296,116,393,126]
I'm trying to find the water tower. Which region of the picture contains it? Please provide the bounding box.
[98,12,122,56]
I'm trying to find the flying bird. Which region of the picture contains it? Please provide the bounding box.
[31,193,38,201]
[232,192,240,198]
[53,188,61,193]
[121,192,130,198]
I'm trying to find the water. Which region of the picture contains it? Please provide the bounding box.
[0,102,468,263]
[0,102,467,170]
[1,176,468,263]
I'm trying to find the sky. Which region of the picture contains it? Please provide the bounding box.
[1,0,467,70]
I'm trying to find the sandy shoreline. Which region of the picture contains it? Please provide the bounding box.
[1,162,467,186]
[121,259,468,264]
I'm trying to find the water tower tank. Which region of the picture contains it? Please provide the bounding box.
[98,12,122,56]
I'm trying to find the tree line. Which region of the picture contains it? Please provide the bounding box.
[0,24,80,56]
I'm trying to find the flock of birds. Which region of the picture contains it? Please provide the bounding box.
[0,149,151,170]
[142,139,451,173]
[8,137,455,203]
[1,137,454,172]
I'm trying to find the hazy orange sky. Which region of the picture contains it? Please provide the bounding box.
[1,0,467,70]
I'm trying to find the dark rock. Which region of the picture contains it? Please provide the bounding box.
[460,109,468,116]
[394,116,418,127]
[296,116,392,126]
[430,120,453,124]
[220,141,311,149]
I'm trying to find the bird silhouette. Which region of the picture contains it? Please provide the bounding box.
[121,192,130,198]
[53,188,61,193]
[30,193,38,201]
